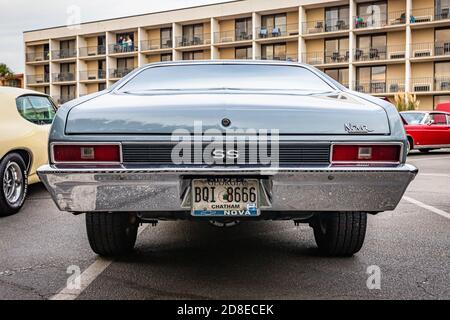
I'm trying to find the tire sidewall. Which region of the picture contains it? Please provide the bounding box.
[0,153,28,213]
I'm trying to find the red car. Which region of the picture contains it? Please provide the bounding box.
[400,111,450,153]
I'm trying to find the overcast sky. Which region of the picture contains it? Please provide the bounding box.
[0,0,228,73]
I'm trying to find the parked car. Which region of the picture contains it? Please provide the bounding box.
[436,102,450,113]
[400,111,450,153]
[38,61,417,257]
[0,87,56,216]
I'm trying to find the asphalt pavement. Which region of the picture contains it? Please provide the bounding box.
[0,150,449,300]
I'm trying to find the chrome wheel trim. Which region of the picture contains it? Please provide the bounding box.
[3,161,24,205]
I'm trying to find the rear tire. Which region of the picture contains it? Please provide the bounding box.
[312,212,367,257]
[86,212,139,257]
[0,153,28,217]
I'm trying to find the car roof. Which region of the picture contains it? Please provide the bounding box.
[142,59,309,68]
[0,87,49,99]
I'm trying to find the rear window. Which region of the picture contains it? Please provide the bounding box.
[118,64,334,93]
[401,112,426,124]
[16,95,56,125]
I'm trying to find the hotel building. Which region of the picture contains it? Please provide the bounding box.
[23,0,450,109]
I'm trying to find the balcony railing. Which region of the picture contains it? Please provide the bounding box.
[109,43,138,54]
[109,68,135,79]
[54,95,76,105]
[26,51,49,63]
[411,77,450,92]
[79,70,106,81]
[303,18,349,34]
[256,24,299,39]
[176,34,211,47]
[303,51,350,65]
[26,74,50,85]
[354,45,406,62]
[214,30,253,44]
[52,72,76,83]
[52,49,77,60]
[141,38,173,51]
[354,10,406,29]
[257,53,298,62]
[79,45,106,57]
[411,42,450,58]
[355,79,405,94]
[411,7,450,23]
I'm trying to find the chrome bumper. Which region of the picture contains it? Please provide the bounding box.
[37,165,418,214]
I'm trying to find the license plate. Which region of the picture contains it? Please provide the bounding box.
[191,178,259,217]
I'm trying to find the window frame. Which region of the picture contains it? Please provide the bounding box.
[15,94,57,126]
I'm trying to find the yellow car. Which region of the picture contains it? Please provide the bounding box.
[0,87,56,216]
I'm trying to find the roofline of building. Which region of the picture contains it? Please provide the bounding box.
[23,0,243,34]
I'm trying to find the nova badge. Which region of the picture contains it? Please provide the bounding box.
[345,123,375,134]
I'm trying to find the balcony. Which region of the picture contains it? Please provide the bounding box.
[303,18,349,35]
[214,30,252,44]
[141,38,173,51]
[26,74,49,85]
[411,77,450,92]
[109,68,135,79]
[54,95,76,105]
[411,42,450,59]
[26,51,49,63]
[303,51,349,65]
[52,49,77,60]
[109,43,138,54]
[354,10,406,29]
[256,24,299,39]
[52,72,76,83]
[176,34,211,47]
[79,70,106,81]
[354,45,406,62]
[355,79,405,94]
[257,53,298,62]
[411,7,450,23]
[79,45,106,57]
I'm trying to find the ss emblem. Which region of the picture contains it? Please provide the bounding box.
[212,150,240,160]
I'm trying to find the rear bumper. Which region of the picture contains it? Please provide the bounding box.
[37,164,418,214]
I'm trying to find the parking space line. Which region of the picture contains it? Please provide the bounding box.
[403,196,450,220]
[419,173,450,178]
[50,225,149,300]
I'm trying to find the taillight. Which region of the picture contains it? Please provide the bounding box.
[52,144,121,164]
[331,144,401,165]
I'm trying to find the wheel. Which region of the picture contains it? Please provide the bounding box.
[86,212,139,257]
[312,212,367,257]
[0,153,28,217]
[407,137,414,153]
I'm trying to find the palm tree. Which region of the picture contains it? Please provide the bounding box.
[0,63,13,79]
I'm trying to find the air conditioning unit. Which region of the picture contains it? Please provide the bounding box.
[414,49,432,57]
[414,15,432,23]
[414,83,431,92]
[389,51,405,59]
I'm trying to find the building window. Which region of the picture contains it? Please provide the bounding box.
[160,28,172,48]
[435,61,450,91]
[235,17,252,40]
[235,46,252,60]
[183,51,205,60]
[434,95,450,108]
[161,53,173,62]
[262,43,287,61]
[435,28,450,56]
[356,34,387,60]
[357,65,386,93]
[98,83,106,91]
[182,24,204,45]
[357,1,387,27]
[325,38,349,63]
[117,58,134,71]
[435,0,450,18]
[325,68,349,87]
[325,6,349,31]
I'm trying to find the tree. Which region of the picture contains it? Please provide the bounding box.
[0,63,13,78]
